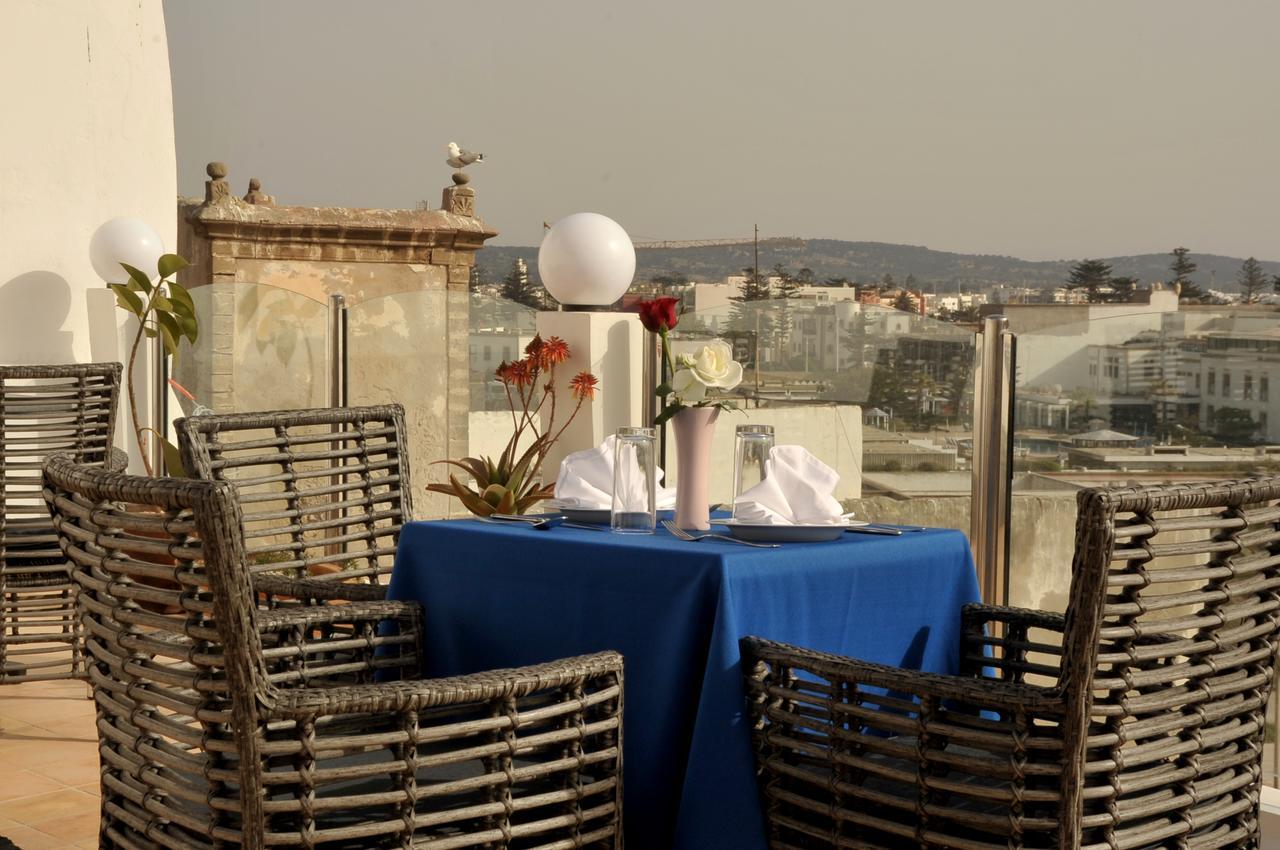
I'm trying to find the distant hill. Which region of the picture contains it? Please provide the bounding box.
[475,239,1280,294]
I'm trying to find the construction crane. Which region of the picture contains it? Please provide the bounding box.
[631,235,805,250]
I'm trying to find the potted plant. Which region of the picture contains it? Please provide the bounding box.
[107,254,197,476]
[429,335,598,516]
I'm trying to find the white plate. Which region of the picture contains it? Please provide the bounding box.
[718,519,867,543]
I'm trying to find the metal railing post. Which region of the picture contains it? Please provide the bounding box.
[326,294,348,409]
[150,332,169,475]
[969,315,1016,607]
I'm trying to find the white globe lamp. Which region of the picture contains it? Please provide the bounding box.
[538,213,636,307]
[89,217,165,283]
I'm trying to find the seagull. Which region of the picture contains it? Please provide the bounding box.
[446,142,484,169]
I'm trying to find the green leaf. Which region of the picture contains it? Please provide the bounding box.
[432,457,491,488]
[654,403,685,427]
[143,327,159,338]
[655,382,673,397]
[168,281,196,316]
[155,312,181,357]
[156,253,189,279]
[120,263,153,294]
[109,284,144,316]
[449,475,494,516]
[161,437,187,478]
[178,313,199,344]
[150,295,174,312]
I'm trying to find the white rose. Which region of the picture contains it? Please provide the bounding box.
[688,340,743,390]
[669,340,743,405]
[671,366,708,404]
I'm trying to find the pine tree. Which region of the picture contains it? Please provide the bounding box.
[771,265,799,356]
[730,266,774,345]
[795,267,815,285]
[1238,257,1267,304]
[1169,247,1205,303]
[1109,275,1138,303]
[501,258,542,309]
[772,264,801,298]
[1065,259,1113,303]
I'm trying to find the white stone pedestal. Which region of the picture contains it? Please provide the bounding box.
[535,310,644,479]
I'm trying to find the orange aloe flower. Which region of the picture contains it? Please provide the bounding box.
[569,371,599,401]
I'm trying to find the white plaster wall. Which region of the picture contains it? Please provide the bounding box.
[0,0,177,464]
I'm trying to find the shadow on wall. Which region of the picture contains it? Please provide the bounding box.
[0,271,74,364]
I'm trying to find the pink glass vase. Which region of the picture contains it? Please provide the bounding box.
[671,406,719,530]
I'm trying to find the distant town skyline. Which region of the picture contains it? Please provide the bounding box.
[164,0,1279,263]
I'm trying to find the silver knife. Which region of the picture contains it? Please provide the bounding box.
[845,525,903,536]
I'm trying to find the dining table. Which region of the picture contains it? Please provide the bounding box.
[386,517,981,850]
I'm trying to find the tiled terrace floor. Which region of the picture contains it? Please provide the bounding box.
[0,678,100,850]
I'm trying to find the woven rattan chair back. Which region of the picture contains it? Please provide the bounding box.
[45,453,624,850]
[1,362,121,682]
[176,405,412,589]
[1057,478,1280,848]
[743,476,1280,850]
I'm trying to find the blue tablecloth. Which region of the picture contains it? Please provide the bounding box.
[388,520,980,850]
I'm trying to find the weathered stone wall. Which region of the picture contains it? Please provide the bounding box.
[174,163,497,517]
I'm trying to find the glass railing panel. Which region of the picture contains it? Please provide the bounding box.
[346,288,458,517]
[670,296,978,531]
[173,282,327,417]
[1008,303,1280,785]
[1010,306,1280,611]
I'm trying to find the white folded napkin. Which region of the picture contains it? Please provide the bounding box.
[554,435,677,510]
[732,445,845,525]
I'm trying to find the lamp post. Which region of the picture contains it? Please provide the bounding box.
[536,213,642,474]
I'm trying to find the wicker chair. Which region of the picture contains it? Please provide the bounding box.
[176,405,411,606]
[1,362,122,683]
[742,478,1280,850]
[44,453,625,850]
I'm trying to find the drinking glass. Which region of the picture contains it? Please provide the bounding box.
[611,426,657,533]
[732,424,775,518]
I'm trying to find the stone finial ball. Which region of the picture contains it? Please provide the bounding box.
[248,177,261,190]
[452,172,470,186]
[538,212,636,307]
[207,161,228,179]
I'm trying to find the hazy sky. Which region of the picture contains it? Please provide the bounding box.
[165,1,1278,261]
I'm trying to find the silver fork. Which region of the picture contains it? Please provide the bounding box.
[661,519,779,549]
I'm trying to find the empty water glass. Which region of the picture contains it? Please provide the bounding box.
[611,427,657,533]
[732,424,775,519]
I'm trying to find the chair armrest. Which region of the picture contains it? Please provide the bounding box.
[961,603,1065,633]
[266,650,623,720]
[741,636,1061,715]
[255,600,422,686]
[253,572,389,605]
[105,448,130,472]
[960,603,1066,685]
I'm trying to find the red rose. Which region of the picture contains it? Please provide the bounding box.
[637,297,680,333]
